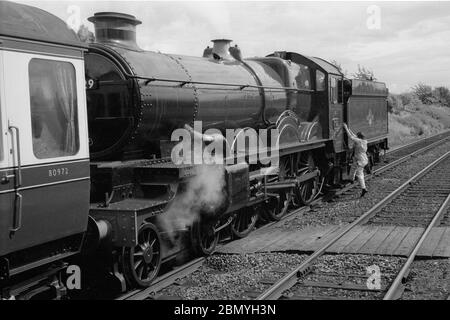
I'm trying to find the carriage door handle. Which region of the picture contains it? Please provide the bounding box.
[8,123,23,233]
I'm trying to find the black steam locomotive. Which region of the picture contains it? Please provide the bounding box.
[0,1,388,298]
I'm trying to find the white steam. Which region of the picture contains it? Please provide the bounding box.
[157,164,226,242]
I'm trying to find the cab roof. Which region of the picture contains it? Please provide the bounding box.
[268,51,343,76]
[308,56,343,76]
[0,1,87,49]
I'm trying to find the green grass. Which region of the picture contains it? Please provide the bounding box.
[388,104,450,148]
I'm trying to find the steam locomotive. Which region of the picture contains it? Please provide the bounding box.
[0,1,388,299]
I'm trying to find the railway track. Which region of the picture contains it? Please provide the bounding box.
[117,131,450,300]
[256,150,450,300]
[117,258,205,300]
[385,130,450,159]
[384,192,450,300]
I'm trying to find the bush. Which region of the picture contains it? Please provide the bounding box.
[406,95,425,111]
[432,87,450,107]
[399,92,413,106]
[387,94,404,114]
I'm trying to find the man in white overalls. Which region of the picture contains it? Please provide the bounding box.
[343,123,368,197]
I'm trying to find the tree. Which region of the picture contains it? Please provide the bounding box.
[412,83,434,105]
[330,60,347,77]
[432,86,450,107]
[77,25,95,43]
[352,64,377,81]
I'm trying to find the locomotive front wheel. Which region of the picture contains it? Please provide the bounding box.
[230,207,258,239]
[191,220,219,256]
[122,223,162,288]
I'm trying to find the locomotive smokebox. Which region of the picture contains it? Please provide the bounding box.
[88,12,142,50]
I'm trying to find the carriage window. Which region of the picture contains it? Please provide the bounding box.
[29,59,79,159]
[316,71,325,91]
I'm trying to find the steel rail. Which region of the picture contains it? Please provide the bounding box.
[257,150,450,300]
[384,192,450,300]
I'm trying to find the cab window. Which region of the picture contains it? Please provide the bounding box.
[330,77,338,104]
[294,64,311,90]
[29,59,79,159]
[316,70,325,91]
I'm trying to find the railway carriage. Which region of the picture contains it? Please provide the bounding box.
[0,1,90,298]
[0,1,389,299]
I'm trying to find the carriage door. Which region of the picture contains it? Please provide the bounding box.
[0,49,18,258]
[0,50,90,260]
[0,50,17,259]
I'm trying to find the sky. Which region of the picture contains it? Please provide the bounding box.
[14,0,450,93]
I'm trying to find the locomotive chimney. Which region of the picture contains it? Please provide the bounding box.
[88,12,142,50]
[211,39,233,60]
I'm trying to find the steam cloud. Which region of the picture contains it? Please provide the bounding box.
[157,164,226,243]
